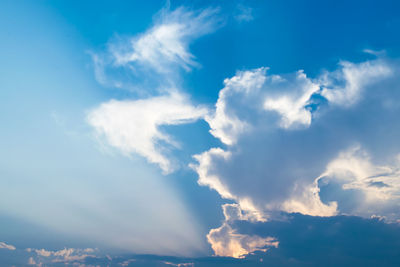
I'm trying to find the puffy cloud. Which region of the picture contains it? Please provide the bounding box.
[205,67,267,145]
[189,57,399,256]
[263,70,320,128]
[192,56,400,229]
[280,180,338,217]
[318,146,400,221]
[207,204,278,258]
[0,241,15,250]
[191,148,234,199]
[320,59,392,106]
[205,67,322,146]
[88,92,207,173]
[27,247,97,265]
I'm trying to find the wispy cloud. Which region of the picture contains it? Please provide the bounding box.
[110,7,220,73]
[234,4,254,23]
[88,91,208,174]
[0,241,16,250]
[91,6,221,93]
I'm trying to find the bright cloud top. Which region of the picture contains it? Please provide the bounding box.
[189,57,400,257]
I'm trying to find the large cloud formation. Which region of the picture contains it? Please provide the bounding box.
[191,57,400,257]
[86,4,400,260]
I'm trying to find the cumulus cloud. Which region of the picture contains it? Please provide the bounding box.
[318,146,400,221]
[205,67,267,145]
[207,204,278,258]
[191,57,400,258]
[263,70,320,128]
[0,241,15,250]
[88,91,208,173]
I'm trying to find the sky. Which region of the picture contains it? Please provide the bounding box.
[0,0,400,266]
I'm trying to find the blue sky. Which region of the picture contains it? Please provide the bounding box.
[1,0,400,266]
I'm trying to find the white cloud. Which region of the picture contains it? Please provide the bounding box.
[88,92,208,174]
[89,6,221,94]
[205,68,267,145]
[207,204,278,258]
[317,146,400,221]
[264,70,320,128]
[320,59,392,106]
[280,179,338,217]
[26,247,98,266]
[110,7,220,74]
[0,241,15,250]
[191,147,234,199]
[205,67,322,147]
[192,57,399,231]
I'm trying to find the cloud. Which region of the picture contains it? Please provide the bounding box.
[87,6,219,174]
[88,91,208,173]
[318,146,400,221]
[235,213,400,266]
[234,4,254,22]
[263,70,320,128]
[85,3,400,259]
[0,241,16,250]
[190,56,400,256]
[207,204,278,258]
[320,59,392,106]
[27,247,97,266]
[91,6,221,93]
[111,7,219,73]
[205,67,267,145]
